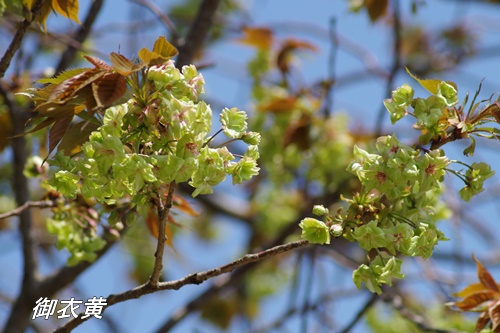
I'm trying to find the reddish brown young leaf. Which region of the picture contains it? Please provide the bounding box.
[47,68,105,104]
[475,311,490,333]
[83,55,112,70]
[490,299,500,332]
[454,290,498,311]
[173,196,199,217]
[91,73,126,108]
[109,53,135,76]
[48,113,74,155]
[58,120,100,155]
[277,39,317,74]
[365,0,388,22]
[474,254,500,292]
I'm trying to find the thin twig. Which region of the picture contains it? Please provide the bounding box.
[375,0,402,136]
[388,294,465,333]
[175,0,222,68]
[55,0,104,73]
[0,0,46,78]
[52,240,310,333]
[149,181,177,286]
[0,200,56,220]
[130,0,178,42]
[339,293,379,333]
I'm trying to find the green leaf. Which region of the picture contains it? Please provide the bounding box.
[405,67,457,95]
[299,217,330,244]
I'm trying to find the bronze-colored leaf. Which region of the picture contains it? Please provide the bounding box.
[91,73,126,108]
[83,55,112,70]
[490,299,500,332]
[48,113,74,155]
[476,311,490,333]
[365,0,388,22]
[454,283,492,298]
[173,196,199,217]
[110,52,135,76]
[454,290,498,311]
[47,68,105,104]
[473,254,500,292]
[58,120,100,155]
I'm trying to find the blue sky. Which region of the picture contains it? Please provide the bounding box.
[2,0,500,332]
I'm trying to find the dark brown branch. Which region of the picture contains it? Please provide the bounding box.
[55,0,104,73]
[52,240,309,333]
[175,0,222,68]
[0,0,46,79]
[149,181,177,286]
[375,0,402,136]
[2,82,39,333]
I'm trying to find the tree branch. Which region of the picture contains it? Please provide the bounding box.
[130,0,178,42]
[55,0,104,74]
[0,200,56,220]
[375,0,402,136]
[339,293,379,333]
[2,80,39,333]
[149,181,177,286]
[175,0,222,68]
[52,240,309,333]
[0,0,46,79]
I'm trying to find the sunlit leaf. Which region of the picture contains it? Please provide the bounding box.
[237,27,274,49]
[109,53,136,76]
[454,290,498,311]
[454,283,493,298]
[52,0,81,25]
[138,36,178,66]
[405,67,458,95]
[47,68,105,104]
